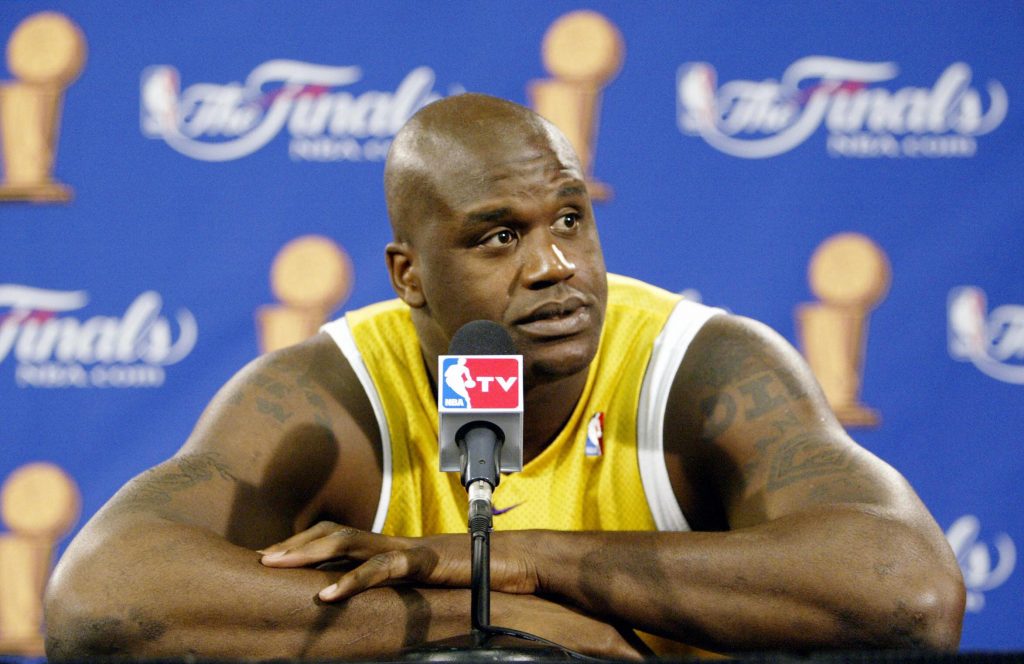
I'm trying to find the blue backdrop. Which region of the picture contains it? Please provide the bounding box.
[2,1,1020,652]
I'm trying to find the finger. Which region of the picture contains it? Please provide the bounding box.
[261,524,366,567]
[319,551,410,601]
[259,520,345,554]
[262,527,405,568]
[319,548,434,601]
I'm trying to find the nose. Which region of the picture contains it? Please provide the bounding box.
[521,241,576,290]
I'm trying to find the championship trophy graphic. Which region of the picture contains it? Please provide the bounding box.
[0,463,80,655]
[256,235,354,353]
[796,233,890,427]
[528,10,623,202]
[0,12,86,203]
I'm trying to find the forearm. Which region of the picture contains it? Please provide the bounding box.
[516,508,964,652]
[45,516,475,660]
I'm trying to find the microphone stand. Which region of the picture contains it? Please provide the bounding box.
[467,479,493,645]
[399,424,576,660]
[458,423,503,645]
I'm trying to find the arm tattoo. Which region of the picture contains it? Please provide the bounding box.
[807,476,879,505]
[252,372,290,397]
[701,369,807,443]
[296,371,333,428]
[739,373,788,419]
[255,397,293,423]
[699,392,737,443]
[128,453,236,508]
[766,434,851,491]
[739,408,801,490]
[250,372,295,423]
[691,324,877,509]
[232,361,333,429]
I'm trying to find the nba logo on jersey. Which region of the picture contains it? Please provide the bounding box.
[585,411,604,457]
[439,356,522,411]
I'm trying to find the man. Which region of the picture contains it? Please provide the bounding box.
[44,94,964,659]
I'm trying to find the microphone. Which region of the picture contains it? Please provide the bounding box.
[423,322,583,656]
[438,320,524,486]
[438,321,524,635]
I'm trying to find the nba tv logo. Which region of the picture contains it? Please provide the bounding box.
[440,357,521,410]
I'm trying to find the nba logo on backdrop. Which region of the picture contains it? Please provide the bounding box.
[439,357,522,410]
[140,61,458,162]
[946,515,1017,612]
[948,286,1024,384]
[677,57,1007,158]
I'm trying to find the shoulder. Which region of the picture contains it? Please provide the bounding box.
[675,312,818,399]
[605,275,724,350]
[85,332,383,547]
[666,314,918,527]
[606,273,680,311]
[667,312,832,457]
[181,332,383,528]
[192,332,373,438]
[660,313,842,526]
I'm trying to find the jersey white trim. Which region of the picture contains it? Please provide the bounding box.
[637,300,724,531]
[320,318,393,534]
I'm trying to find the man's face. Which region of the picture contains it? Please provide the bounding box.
[407,131,608,385]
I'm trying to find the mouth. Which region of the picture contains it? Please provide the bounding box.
[513,298,593,339]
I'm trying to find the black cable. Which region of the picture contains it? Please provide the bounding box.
[478,623,612,662]
[471,530,489,634]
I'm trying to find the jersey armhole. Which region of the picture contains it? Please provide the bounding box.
[320,318,392,534]
[637,300,724,531]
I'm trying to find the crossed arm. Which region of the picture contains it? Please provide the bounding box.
[258,315,966,653]
[44,336,641,660]
[45,316,964,658]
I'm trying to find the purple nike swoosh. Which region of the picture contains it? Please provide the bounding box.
[493,502,524,516]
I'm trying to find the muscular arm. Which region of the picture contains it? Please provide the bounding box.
[521,315,965,651]
[44,335,639,660]
[276,316,964,652]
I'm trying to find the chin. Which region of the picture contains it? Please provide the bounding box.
[524,335,598,383]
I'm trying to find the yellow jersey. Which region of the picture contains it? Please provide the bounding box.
[321,274,723,537]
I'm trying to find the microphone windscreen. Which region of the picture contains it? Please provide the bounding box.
[448,320,517,356]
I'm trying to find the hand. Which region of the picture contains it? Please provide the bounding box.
[259,521,539,601]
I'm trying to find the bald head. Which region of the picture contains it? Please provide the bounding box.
[383,94,582,242]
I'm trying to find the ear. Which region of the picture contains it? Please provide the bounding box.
[385,241,426,308]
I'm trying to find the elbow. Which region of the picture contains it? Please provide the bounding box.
[44,552,148,659]
[43,573,117,660]
[45,610,133,661]
[45,587,157,660]
[874,565,966,651]
[826,548,966,651]
[903,569,966,651]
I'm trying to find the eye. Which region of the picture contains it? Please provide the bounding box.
[555,212,581,232]
[480,229,517,248]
